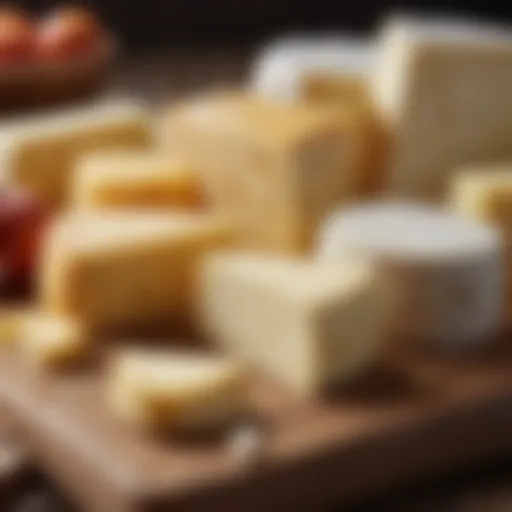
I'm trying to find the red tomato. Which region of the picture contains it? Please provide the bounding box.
[0,187,48,287]
[0,7,36,63]
[36,6,104,61]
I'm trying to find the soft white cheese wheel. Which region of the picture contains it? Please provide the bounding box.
[250,34,375,101]
[317,202,504,348]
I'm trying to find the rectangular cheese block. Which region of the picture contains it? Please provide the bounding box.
[198,253,389,396]
[0,99,152,208]
[39,212,233,331]
[73,151,204,210]
[107,348,249,432]
[300,75,391,197]
[18,313,88,368]
[372,15,512,200]
[160,91,362,254]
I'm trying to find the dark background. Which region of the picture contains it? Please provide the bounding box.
[13,0,512,48]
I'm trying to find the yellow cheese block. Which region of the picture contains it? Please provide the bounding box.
[198,252,390,396]
[107,348,249,431]
[450,166,512,234]
[0,100,151,208]
[299,72,391,197]
[19,313,88,368]
[73,151,203,210]
[160,91,363,254]
[38,212,233,331]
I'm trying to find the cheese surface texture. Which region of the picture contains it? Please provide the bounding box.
[317,202,504,347]
[199,253,388,396]
[39,212,233,331]
[372,15,512,200]
[73,151,203,210]
[0,100,151,208]
[107,348,249,431]
[250,35,375,101]
[161,92,361,253]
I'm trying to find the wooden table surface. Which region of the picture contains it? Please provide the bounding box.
[5,49,512,512]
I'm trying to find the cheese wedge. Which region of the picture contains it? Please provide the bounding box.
[73,151,203,210]
[317,202,504,348]
[198,253,389,396]
[161,91,362,253]
[107,348,249,431]
[18,313,88,368]
[372,15,512,200]
[0,99,151,207]
[39,212,233,331]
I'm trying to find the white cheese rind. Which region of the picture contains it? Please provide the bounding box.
[251,34,375,101]
[199,253,389,396]
[317,202,504,348]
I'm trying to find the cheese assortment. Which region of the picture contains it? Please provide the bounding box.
[161,92,362,253]
[0,99,151,208]
[372,15,512,200]
[73,151,203,210]
[39,212,233,331]
[317,202,504,348]
[198,253,389,396]
[3,12,512,439]
[107,348,249,431]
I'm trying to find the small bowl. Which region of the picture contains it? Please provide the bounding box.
[0,34,118,112]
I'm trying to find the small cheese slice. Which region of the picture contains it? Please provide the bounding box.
[198,252,389,396]
[317,202,504,347]
[0,99,152,208]
[161,91,362,253]
[372,14,512,200]
[18,313,88,368]
[38,211,233,331]
[72,151,203,210]
[107,348,249,431]
[250,34,375,101]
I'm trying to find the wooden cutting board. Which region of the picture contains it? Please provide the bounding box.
[0,340,512,512]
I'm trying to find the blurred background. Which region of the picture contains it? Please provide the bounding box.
[11,0,512,48]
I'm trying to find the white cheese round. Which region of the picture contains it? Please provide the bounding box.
[317,202,505,349]
[249,34,375,101]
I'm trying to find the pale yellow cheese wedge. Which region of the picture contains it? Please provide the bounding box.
[198,252,390,396]
[160,91,363,254]
[107,348,249,431]
[73,151,203,210]
[38,211,233,331]
[0,99,152,207]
